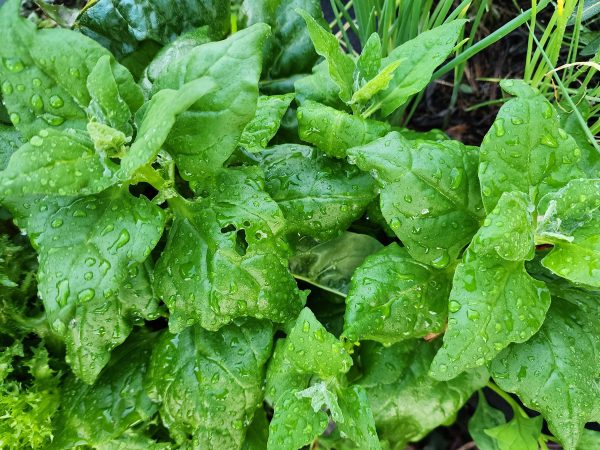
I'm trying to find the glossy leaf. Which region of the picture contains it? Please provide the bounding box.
[348,131,484,266]
[479,79,585,212]
[343,244,450,344]
[288,232,383,296]
[146,319,273,449]
[154,168,305,332]
[359,340,488,448]
[239,94,295,152]
[376,20,466,116]
[336,385,381,450]
[0,0,141,138]
[484,415,543,450]
[151,24,270,179]
[255,144,376,239]
[430,192,550,380]
[490,296,600,450]
[355,33,382,85]
[298,101,390,158]
[537,179,600,287]
[468,392,506,450]
[0,125,22,171]
[294,61,345,109]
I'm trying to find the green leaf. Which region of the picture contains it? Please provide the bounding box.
[359,340,488,448]
[154,168,305,332]
[297,9,355,103]
[0,124,22,171]
[348,131,484,267]
[351,60,401,106]
[146,319,273,448]
[376,20,466,116]
[536,179,600,287]
[343,243,450,344]
[490,295,600,450]
[264,339,311,406]
[336,385,381,450]
[29,188,165,383]
[355,33,382,85]
[484,415,543,450]
[430,192,550,380]
[468,392,506,450]
[559,101,600,178]
[267,388,329,450]
[242,407,270,450]
[288,232,384,297]
[118,77,216,180]
[50,331,158,448]
[577,429,600,450]
[298,101,390,158]
[479,79,586,212]
[77,0,230,58]
[294,61,345,109]
[150,24,270,179]
[255,144,376,239]
[0,0,141,138]
[0,128,117,198]
[239,94,295,152]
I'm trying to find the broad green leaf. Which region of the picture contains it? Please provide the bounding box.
[468,392,506,450]
[395,127,448,141]
[77,0,230,58]
[297,9,355,103]
[264,339,311,406]
[559,101,600,178]
[0,124,22,171]
[430,192,550,380]
[0,0,141,138]
[490,296,600,450]
[241,0,323,78]
[139,27,213,94]
[118,77,216,180]
[242,407,270,450]
[146,319,273,449]
[484,415,543,450]
[154,168,305,332]
[294,61,345,109]
[336,385,381,450]
[376,20,466,116]
[267,388,329,450]
[359,340,488,448]
[0,128,117,198]
[151,24,270,179]
[537,179,600,287]
[351,60,401,106]
[288,232,384,297]
[239,94,295,152]
[49,331,158,449]
[348,131,484,266]
[30,188,165,383]
[93,431,170,450]
[479,79,585,212]
[298,101,390,158]
[355,33,382,85]
[577,430,600,450]
[343,244,450,344]
[86,55,139,135]
[255,144,376,238]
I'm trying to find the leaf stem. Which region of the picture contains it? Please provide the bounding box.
[486,381,528,418]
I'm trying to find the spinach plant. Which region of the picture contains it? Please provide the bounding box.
[0,0,598,449]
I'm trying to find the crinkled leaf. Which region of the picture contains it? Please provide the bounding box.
[289,232,383,297]
[20,188,165,383]
[376,20,466,116]
[343,244,450,344]
[265,339,311,406]
[537,179,600,287]
[0,0,141,138]
[484,415,543,450]
[298,9,355,103]
[348,131,484,266]
[0,124,22,171]
[255,144,376,239]
[359,340,488,448]
[430,192,550,380]
[239,94,295,152]
[154,168,305,332]
[479,79,585,212]
[151,24,270,179]
[490,295,600,450]
[119,77,216,180]
[77,0,230,58]
[0,128,117,198]
[298,101,390,158]
[50,331,158,448]
[468,392,506,450]
[146,319,273,449]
